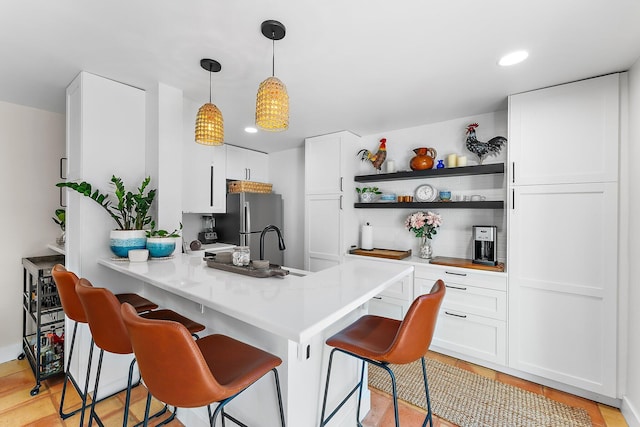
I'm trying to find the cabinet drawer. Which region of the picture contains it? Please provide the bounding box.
[414,264,506,292]
[432,311,506,365]
[416,278,506,321]
[369,295,411,321]
[379,274,413,301]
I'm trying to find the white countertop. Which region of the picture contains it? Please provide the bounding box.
[98,255,413,343]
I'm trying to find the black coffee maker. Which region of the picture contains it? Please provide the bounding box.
[472,226,498,266]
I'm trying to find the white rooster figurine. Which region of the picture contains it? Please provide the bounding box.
[465,123,507,164]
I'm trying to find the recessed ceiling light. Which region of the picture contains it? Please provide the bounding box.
[244,127,258,133]
[499,50,529,66]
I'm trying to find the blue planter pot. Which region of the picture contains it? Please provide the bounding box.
[146,237,176,258]
[110,230,147,258]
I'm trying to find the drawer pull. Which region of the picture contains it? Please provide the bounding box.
[445,285,467,291]
[372,296,382,300]
[445,271,467,277]
[445,311,467,319]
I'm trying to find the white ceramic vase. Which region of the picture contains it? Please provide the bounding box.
[110,230,147,258]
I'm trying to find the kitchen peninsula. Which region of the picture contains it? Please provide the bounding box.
[98,255,414,427]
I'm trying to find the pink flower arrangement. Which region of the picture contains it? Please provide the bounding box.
[405,211,442,239]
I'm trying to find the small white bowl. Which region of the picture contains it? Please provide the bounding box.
[129,249,149,262]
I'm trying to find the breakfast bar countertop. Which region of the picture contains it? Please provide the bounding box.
[98,255,414,343]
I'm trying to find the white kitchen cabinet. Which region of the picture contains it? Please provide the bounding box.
[226,145,268,183]
[508,182,618,396]
[182,143,226,213]
[415,264,507,365]
[509,73,619,186]
[304,131,360,271]
[368,270,414,321]
[507,73,622,398]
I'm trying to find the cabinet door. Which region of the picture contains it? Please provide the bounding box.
[369,295,411,321]
[182,144,226,213]
[305,134,343,194]
[509,73,619,185]
[226,146,269,182]
[245,149,268,182]
[508,182,617,396]
[226,145,247,181]
[305,194,342,271]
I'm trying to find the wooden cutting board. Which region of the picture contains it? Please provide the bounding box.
[349,248,412,260]
[429,256,505,272]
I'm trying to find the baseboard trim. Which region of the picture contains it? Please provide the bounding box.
[0,342,23,364]
[622,396,640,427]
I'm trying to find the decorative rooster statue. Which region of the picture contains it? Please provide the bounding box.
[465,123,507,164]
[358,138,387,171]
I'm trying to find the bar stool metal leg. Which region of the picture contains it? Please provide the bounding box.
[59,321,83,419]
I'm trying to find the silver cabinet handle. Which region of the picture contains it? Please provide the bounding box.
[340,177,343,192]
[339,195,343,210]
[445,271,467,277]
[445,284,467,291]
[59,157,67,179]
[445,311,467,318]
[372,296,382,300]
[512,189,515,210]
[512,162,515,183]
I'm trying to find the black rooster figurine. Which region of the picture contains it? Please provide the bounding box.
[465,123,507,164]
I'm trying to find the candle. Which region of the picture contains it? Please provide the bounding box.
[447,154,457,168]
[457,155,467,167]
[386,160,395,173]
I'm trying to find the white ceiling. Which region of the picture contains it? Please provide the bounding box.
[2,1,640,153]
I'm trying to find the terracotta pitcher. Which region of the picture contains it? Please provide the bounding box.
[410,147,437,170]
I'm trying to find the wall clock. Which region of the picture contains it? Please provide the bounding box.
[415,184,437,202]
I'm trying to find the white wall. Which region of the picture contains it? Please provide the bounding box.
[353,111,507,260]
[269,147,305,269]
[623,58,640,426]
[0,101,65,362]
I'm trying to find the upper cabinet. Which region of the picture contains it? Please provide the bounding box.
[182,143,227,213]
[508,73,620,186]
[226,145,269,183]
[305,133,350,195]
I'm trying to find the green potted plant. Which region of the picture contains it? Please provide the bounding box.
[145,223,182,258]
[56,176,156,257]
[355,187,382,203]
[52,208,65,245]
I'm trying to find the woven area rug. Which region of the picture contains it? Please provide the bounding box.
[368,357,592,427]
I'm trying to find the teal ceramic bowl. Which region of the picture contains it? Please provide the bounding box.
[146,238,176,258]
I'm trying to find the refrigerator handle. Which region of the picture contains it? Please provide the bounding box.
[243,201,251,246]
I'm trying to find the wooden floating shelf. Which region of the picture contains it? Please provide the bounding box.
[354,163,504,183]
[354,201,504,209]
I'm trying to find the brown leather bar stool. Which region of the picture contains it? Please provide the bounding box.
[51,264,158,424]
[75,278,205,427]
[320,280,445,427]
[120,302,286,427]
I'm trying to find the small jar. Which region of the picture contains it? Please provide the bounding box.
[233,246,250,266]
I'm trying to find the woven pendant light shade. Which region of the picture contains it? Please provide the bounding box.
[195,102,224,145]
[256,76,289,131]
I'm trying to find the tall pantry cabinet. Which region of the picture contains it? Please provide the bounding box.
[507,73,622,398]
[304,131,360,271]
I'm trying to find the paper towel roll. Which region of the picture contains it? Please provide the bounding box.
[361,223,374,250]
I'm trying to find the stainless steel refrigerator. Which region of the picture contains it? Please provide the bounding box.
[215,192,285,265]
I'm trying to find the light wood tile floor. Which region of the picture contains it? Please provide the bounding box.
[0,351,628,426]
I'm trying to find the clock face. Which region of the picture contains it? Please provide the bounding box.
[415,184,437,202]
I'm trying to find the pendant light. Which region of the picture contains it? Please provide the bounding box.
[195,58,224,145]
[255,20,289,132]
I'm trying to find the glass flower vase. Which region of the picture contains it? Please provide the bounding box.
[419,236,433,259]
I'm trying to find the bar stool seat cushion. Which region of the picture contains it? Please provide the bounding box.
[116,293,158,313]
[197,334,281,394]
[142,309,205,335]
[326,315,401,362]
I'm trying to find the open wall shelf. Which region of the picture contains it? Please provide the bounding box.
[354,163,504,183]
[354,201,504,209]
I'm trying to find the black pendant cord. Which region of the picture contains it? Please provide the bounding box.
[209,71,212,103]
[271,34,275,77]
